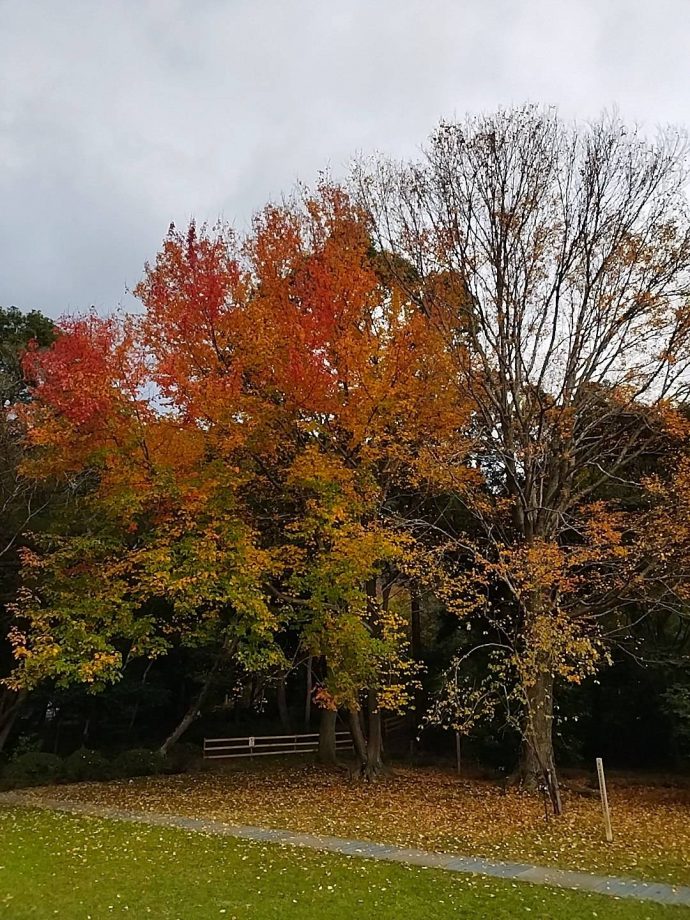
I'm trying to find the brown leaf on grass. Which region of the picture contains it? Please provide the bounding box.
[22,764,690,886]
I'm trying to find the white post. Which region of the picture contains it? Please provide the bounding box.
[596,757,613,842]
[455,731,462,776]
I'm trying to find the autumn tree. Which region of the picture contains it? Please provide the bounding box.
[359,107,690,800]
[11,251,284,752]
[233,186,461,777]
[9,186,453,770]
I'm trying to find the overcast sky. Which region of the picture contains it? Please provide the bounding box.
[2,0,690,317]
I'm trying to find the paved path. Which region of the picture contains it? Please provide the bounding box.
[3,792,690,908]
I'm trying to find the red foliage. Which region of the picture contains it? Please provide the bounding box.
[135,221,247,418]
[23,313,144,432]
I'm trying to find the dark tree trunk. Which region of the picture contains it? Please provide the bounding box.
[159,656,222,755]
[347,700,384,781]
[347,577,387,781]
[518,664,562,814]
[277,672,291,732]
[365,689,384,780]
[348,707,367,766]
[409,590,424,751]
[250,675,265,710]
[0,689,26,754]
[317,708,338,765]
[410,591,422,661]
[304,656,313,730]
[127,660,154,740]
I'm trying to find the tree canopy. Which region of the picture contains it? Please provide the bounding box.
[5,110,690,797]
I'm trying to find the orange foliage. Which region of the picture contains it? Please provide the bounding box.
[12,183,467,710]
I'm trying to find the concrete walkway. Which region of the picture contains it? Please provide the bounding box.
[3,792,690,908]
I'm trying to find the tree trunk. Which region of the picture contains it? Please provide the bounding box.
[410,591,422,661]
[518,664,562,814]
[347,700,385,781]
[0,689,27,754]
[348,707,367,766]
[276,672,291,732]
[127,660,154,740]
[365,689,384,780]
[317,707,338,765]
[409,590,424,752]
[304,656,313,730]
[159,659,220,756]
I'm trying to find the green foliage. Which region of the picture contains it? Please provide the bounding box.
[0,305,59,720]
[662,684,690,757]
[1,751,64,788]
[8,733,43,758]
[63,748,111,782]
[0,742,200,790]
[163,742,202,774]
[111,747,164,778]
[0,305,55,403]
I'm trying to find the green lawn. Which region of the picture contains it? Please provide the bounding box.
[0,806,688,919]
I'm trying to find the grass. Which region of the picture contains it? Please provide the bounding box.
[1,804,689,919]
[19,762,690,887]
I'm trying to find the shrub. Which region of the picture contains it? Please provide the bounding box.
[163,742,202,774]
[662,685,690,759]
[1,752,65,789]
[112,748,164,778]
[64,748,111,783]
[9,734,43,758]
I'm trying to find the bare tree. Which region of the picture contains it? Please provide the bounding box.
[358,107,690,796]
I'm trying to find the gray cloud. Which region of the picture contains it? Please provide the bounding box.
[2,0,689,316]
